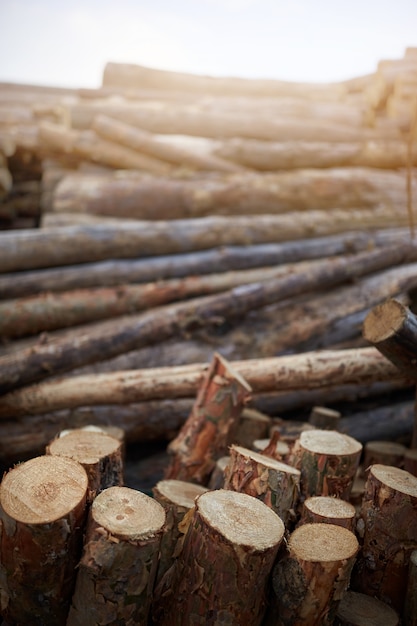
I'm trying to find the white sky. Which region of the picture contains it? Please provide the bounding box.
[0,0,416,88]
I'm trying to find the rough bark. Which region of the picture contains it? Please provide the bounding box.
[352,464,417,612]
[363,299,417,377]
[46,429,124,501]
[252,437,290,462]
[67,486,165,626]
[165,353,251,484]
[404,448,417,476]
[223,444,300,526]
[298,429,363,500]
[154,489,285,626]
[335,591,400,626]
[234,407,272,449]
[298,496,356,531]
[0,212,414,274]
[152,479,208,586]
[0,347,403,418]
[362,440,406,475]
[0,227,409,298]
[0,455,88,626]
[268,523,359,626]
[207,456,230,490]
[404,549,417,626]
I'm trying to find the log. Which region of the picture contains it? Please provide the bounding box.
[404,550,417,626]
[0,347,404,418]
[0,228,410,298]
[92,114,242,172]
[207,455,230,490]
[1,209,414,274]
[0,455,88,626]
[46,429,124,501]
[335,591,400,626]
[352,464,417,612]
[404,448,417,476]
[49,167,417,219]
[338,400,415,444]
[152,479,208,586]
[309,406,341,429]
[268,523,359,626]
[235,407,271,448]
[223,444,300,526]
[363,298,417,377]
[362,440,406,474]
[252,437,290,462]
[67,486,165,626]
[154,489,285,626]
[298,429,362,500]
[165,353,251,484]
[298,496,356,531]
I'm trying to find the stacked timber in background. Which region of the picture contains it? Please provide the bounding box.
[1,47,417,472]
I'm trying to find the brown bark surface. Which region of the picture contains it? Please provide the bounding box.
[46,429,123,501]
[298,429,363,500]
[0,455,88,626]
[269,523,359,626]
[308,406,341,430]
[165,353,251,484]
[67,486,165,626]
[154,489,285,626]
[362,440,406,474]
[0,347,403,418]
[352,464,417,612]
[404,549,417,626]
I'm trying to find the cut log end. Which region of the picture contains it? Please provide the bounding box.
[335,590,400,626]
[300,429,362,456]
[370,463,417,497]
[47,429,122,465]
[92,486,166,540]
[153,479,207,509]
[301,495,356,528]
[363,298,407,343]
[0,454,88,524]
[289,522,359,562]
[197,489,285,551]
[230,444,300,475]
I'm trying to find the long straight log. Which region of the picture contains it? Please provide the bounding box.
[0,347,404,419]
[0,208,413,274]
[49,167,416,219]
[0,228,410,298]
[0,246,411,391]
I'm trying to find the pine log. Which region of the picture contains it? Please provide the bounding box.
[352,464,417,612]
[165,353,251,484]
[0,347,404,418]
[335,591,400,626]
[154,489,285,626]
[404,549,417,626]
[49,167,417,219]
[67,486,165,626]
[404,448,417,476]
[152,479,208,586]
[268,523,359,626]
[207,455,230,489]
[298,496,356,531]
[252,437,290,462]
[363,298,417,377]
[223,444,300,526]
[39,121,173,174]
[217,138,417,170]
[235,407,272,448]
[0,261,323,338]
[362,440,406,474]
[92,114,242,172]
[298,430,363,500]
[0,228,410,298]
[46,429,124,501]
[0,455,88,626]
[309,406,341,429]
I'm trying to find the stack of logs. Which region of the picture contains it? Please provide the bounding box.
[1,336,416,625]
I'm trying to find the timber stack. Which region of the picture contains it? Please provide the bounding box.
[1,46,417,625]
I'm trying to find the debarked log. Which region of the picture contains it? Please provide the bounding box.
[0,209,413,274]
[0,347,404,418]
[0,245,406,391]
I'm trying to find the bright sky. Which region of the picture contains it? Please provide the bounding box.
[0,0,416,88]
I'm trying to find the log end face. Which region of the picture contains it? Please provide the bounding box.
[363,299,408,344]
[289,522,359,562]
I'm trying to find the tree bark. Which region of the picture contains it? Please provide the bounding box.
[67,486,166,626]
[308,406,341,430]
[0,455,88,626]
[404,448,417,476]
[352,464,417,612]
[298,429,363,500]
[154,489,285,626]
[46,429,124,501]
[0,347,403,418]
[0,227,409,298]
[362,440,406,475]
[223,444,300,526]
[165,353,251,485]
[298,496,356,531]
[404,549,417,626]
[335,591,400,626]
[268,523,359,626]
